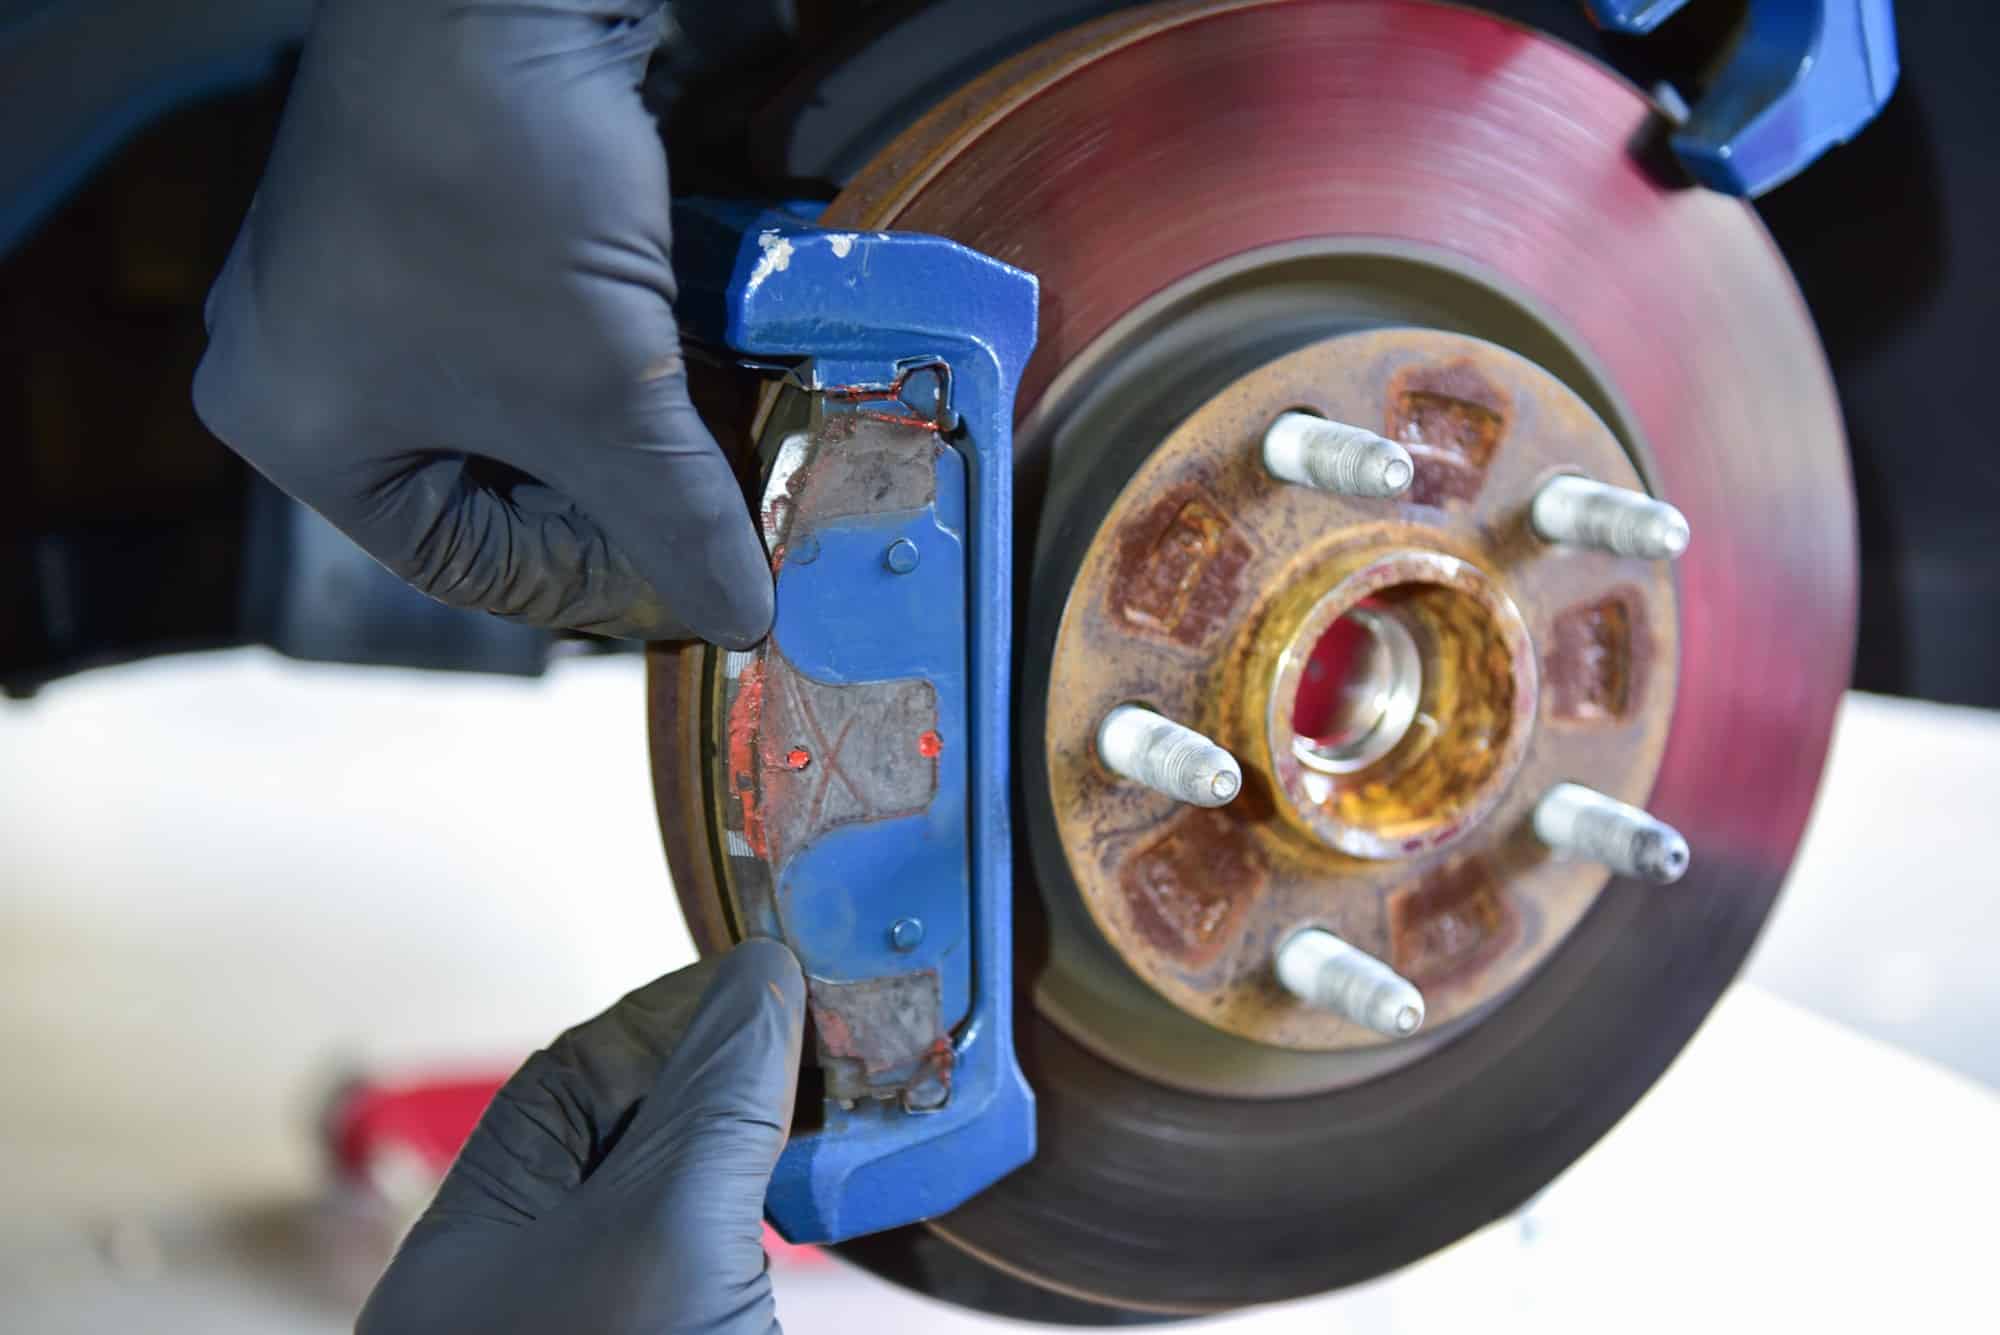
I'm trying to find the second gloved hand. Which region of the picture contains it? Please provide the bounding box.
[194,0,772,645]
[358,940,805,1335]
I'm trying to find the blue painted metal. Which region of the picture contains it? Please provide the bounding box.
[1585,0,1899,196]
[674,200,1038,1245]
[776,471,974,1035]
[1583,0,1692,34]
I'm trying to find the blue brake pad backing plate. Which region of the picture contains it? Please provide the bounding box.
[734,419,974,1091]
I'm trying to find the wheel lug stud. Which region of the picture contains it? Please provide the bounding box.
[1096,704,1242,807]
[1533,783,1691,884]
[1276,929,1427,1037]
[1531,474,1690,560]
[1263,411,1415,499]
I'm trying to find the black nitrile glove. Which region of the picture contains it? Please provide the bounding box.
[194,1,773,646]
[358,940,805,1335]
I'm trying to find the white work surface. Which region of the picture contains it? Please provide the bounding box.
[3,652,1995,1333]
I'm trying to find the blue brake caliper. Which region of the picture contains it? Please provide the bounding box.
[672,203,1037,1245]
[1584,0,1900,196]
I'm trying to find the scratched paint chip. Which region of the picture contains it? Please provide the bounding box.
[748,228,794,291]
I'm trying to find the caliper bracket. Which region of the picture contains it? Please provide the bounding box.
[673,201,1037,1245]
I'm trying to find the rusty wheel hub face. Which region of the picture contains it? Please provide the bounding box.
[1046,328,1677,1059]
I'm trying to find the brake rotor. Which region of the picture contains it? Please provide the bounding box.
[650,0,1853,1319]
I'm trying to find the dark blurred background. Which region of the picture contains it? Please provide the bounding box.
[3,0,1997,704]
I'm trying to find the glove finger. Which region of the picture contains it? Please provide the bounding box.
[422,947,777,1229]
[551,362,776,650]
[358,952,740,1334]
[590,937,805,1191]
[313,453,715,640]
[580,939,804,1325]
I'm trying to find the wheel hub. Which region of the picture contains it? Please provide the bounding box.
[1040,327,1678,1065]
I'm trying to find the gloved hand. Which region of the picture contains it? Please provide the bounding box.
[358,940,805,1335]
[194,1,773,646]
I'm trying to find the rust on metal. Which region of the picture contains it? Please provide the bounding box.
[1259,550,1539,861]
[647,641,735,957]
[1118,807,1267,972]
[1547,589,1649,723]
[809,971,954,1110]
[726,658,771,860]
[1385,359,1511,507]
[1388,859,1515,987]
[1110,485,1257,648]
[822,362,955,433]
[1043,328,1680,1051]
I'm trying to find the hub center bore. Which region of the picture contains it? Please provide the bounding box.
[1287,603,1422,777]
[1261,549,1537,860]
